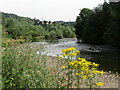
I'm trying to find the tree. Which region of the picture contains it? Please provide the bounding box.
[75,8,93,42]
[75,1,120,46]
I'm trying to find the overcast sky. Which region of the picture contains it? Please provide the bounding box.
[1,0,106,21]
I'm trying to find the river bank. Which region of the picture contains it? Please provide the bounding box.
[2,40,120,88]
[43,55,120,88]
[29,42,120,88]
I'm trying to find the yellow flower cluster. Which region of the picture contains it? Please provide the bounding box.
[58,47,80,58]
[69,59,104,75]
[61,47,76,53]
[96,82,104,86]
[69,59,90,68]
[59,47,104,87]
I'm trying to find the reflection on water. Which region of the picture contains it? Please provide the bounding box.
[34,38,119,74]
[81,51,119,73]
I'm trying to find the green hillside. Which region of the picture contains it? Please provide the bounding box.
[2,12,76,41]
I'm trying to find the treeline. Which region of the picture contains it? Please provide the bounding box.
[75,1,120,47]
[2,12,76,41]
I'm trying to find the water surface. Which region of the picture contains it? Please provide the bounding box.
[33,38,119,74]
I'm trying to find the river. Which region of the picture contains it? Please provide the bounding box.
[33,38,119,74]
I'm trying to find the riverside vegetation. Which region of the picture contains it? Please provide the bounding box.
[2,40,105,88]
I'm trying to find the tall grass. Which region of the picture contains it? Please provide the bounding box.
[2,43,57,88]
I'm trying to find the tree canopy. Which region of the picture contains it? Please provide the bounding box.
[75,1,120,47]
[2,12,76,41]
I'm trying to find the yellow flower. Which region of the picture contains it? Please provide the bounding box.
[78,57,83,60]
[85,70,90,74]
[81,58,87,62]
[82,75,87,79]
[74,61,79,63]
[67,48,72,52]
[69,53,77,56]
[74,64,78,68]
[69,62,74,66]
[66,49,70,52]
[86,61,92,65]
[81,67,85,71]
[78,61,82,65]
[92,70,101,74]
[76,50,80,54]
[70,47,76,51]
[58,56,62,59]
[98,70,104,74]
[62,53,66,57]
[96,82,104,86]
[82,63,89,67]
[92,62,99,67]
[88,75,93,78]
[75,73,79,76]
[80,72,84,75]
[91,68,96,70]
[92,70,98,74]
[61,49,67,52]
[61,66,66,69]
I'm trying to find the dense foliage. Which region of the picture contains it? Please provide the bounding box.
[75,2,120,47]
[2,44,58,88]
[2,12,76,41]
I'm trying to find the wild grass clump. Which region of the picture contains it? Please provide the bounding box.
[2,43,57,88]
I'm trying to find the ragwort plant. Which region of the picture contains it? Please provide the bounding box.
[57,47,104,88]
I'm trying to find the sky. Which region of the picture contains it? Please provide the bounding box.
[1,0,106,21]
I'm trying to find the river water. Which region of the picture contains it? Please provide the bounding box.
[33,38,119,74]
